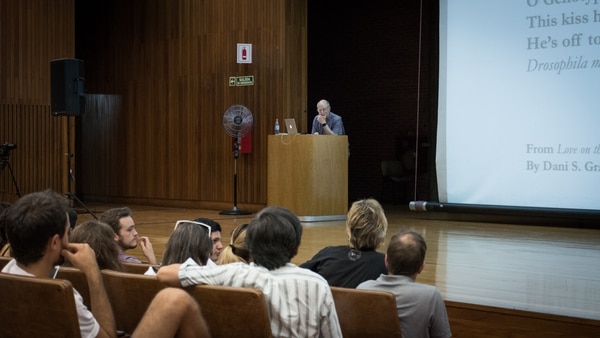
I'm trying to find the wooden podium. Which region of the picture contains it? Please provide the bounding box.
[267,135,348,222]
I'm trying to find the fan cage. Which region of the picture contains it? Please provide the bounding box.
[222,104,253,138]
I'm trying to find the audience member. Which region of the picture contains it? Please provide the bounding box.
[2,203,80,257]
[1,189,211,338]
[143,219,213,276]
[68,219,124,271]
[216,223,250,264]
[301,198,388,288]
[1,201,11,256]
[193,217,223,264]
[100,206,158,265]
[158,206,343,337]
[357,229,452,338]
[311,99,345,135]
[161,220,213,266]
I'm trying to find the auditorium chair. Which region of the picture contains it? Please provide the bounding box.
[121,262,159,274]
[101,269,272,337]
[188,284,273,337]
[56,266,91,309]
[0,272,81,337]
[331,286,402,338]
[0,255,10,270]
[101,269,166,335]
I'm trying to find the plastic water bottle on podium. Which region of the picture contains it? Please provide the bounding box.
[274,118,280,135]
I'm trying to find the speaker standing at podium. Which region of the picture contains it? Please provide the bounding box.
[311,99,345,135]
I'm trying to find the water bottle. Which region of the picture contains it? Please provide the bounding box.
[274,119,280,135]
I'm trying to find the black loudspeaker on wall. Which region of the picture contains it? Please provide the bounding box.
[50,58,85,116]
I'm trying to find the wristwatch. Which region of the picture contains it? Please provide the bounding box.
[321,123,327,127]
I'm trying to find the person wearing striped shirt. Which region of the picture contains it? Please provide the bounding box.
[158,206,342,338]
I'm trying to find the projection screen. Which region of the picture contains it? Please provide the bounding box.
[437,0,600,212]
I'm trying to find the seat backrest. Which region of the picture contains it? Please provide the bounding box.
[56,266,91,309]
[121,262,158,274]
[188,284,273,338]
[101,269,166,335]
[381,160,405,177]
[0,255,11,270]
[400,150,416,172]
[330,286,402,338]
[0,272,81,338]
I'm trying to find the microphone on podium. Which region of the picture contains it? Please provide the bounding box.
[409,201,445,212]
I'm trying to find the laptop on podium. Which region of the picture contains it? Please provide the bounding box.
[284,118,299,135]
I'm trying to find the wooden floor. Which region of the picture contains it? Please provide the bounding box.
[74,202,600,323]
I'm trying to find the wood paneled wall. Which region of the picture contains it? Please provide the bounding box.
[0,0,76,203]
[75,0,306,210]
[1,0,307,210]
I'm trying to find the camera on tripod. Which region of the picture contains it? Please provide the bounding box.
[0,141,21,197]
[0,142,16,159]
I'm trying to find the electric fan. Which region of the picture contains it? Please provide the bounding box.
[220,104,253,215]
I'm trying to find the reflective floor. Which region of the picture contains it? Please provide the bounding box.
[76,203,600,321]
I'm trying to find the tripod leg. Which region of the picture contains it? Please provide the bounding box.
[66,192,98,219]
[3,161,21,197]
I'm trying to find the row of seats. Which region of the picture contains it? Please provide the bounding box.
[0,272,80,337]
[0,257,401,337]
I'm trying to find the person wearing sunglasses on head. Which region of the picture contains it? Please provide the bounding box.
[2,189,211,338]
[163,220,213,267]
[158,206,343,338]
[142,220,212,277]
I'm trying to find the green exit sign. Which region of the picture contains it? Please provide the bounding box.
[229,75,254,86]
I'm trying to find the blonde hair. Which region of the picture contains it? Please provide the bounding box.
[345,198,388,250]
[216,223,250,264]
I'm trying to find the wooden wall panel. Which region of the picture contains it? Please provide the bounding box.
[1,0,307,209]
[0,0,75,203]
[76,0,307,210]
[284,0,308,131]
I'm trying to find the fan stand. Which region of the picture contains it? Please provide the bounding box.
[220,137,251,215]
